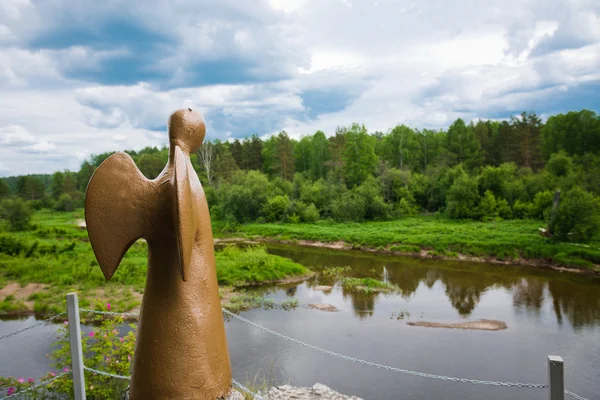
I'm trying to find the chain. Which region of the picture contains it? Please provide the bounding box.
[79,309,140,318]
[232,379,264,400]
[565,390,589,400]
[0,371,70,400]
[83,366,131,380]
[0,312,66,341]
[222,309,548,389]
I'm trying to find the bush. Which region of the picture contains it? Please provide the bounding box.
[528,190,554,220]
[0,198,33,231]
[332,192,366,222]
[54,193,75,212]
[446,174,479,219]
[476,190,498,221]
[262,195,290,222]
[552,187,600,242]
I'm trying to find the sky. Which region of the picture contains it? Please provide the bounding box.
[0,0,599,176]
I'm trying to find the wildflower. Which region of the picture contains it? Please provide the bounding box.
[64,321,68,325]
[106,303,111,310]
[17,377,24,383]
[127,355,131,361]
[63,367,69,373]
[50,372,56,377]
[112,329,118,334]
[120,337,124,342]
[90,385,94,390]
[28,378,34,383]
[7,387,15,395]
[88,332,94,337]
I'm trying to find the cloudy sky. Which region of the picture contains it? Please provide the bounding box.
[0,0,599,176]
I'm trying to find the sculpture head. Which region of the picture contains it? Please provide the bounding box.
[168,108,206,154]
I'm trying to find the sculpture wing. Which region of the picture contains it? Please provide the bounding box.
[85,152,154,280]
[173,146,198,282]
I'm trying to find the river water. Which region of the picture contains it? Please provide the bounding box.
[1,243,599,400]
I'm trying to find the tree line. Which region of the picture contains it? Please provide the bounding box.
[1,109,599,242]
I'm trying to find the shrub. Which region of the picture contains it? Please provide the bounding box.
[54,193,75,212]
[527,190,554,220]
[552,187,600,242]
[446,174,479,219]
[0,198,33,231]
[332,192,366,222]
[476,190,498,221]
[262,195,290,222]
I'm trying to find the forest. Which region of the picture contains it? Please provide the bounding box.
[1,109,600,245]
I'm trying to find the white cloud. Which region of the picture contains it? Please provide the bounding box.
[0,0,598,175]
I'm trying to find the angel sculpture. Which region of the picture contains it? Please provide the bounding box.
[85,109,236,399]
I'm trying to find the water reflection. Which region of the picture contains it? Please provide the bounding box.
[265,243,600,329]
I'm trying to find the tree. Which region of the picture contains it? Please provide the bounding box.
[326,128,346,184]
[50,172,65,199]
[310,130,329,180]
[294,136,312,174]
[230,139,243,168]
[542,109,600,157]
[383,125,421,171]
[77,161,95,191]
[274,131,295,180]
[342,123,378,188]
[445,119,482,168]
[137,153,165,179]
[552,187,600,242]
[0,197,33,231]
[0,179,10,198]
[197,142,216,184]
[446,173,479,219]
[16,176,46,200]
[510,112,544,170]
[214,149,239,184]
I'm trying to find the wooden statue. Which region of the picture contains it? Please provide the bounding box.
[85,109,235,399]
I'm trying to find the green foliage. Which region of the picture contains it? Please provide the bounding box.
[342,123,378,187]
[528,190,554,220]
[552,187,600,243]
[545,151,573,177]
[446,174,479,219]
[0,197,33,231]
[340,277,397,293]
[0,178,11,198]
[477,190,498,221]
[332,191,366,222]
[54,193,75,212]
[215,245,310,286]
[262,195,290,222]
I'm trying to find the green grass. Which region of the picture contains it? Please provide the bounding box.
[232,216,600,269]
[340,277,397,293]
[216,245,310,286]
[0,210,310,315]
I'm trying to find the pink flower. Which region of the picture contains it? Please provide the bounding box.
[106,303,111,310]
[63,367,69,373]
[7,387,15,395]
[127,355,131,361]
[119,337,124,342]
[28,378,34,383]
[64,321,68,325]
[50,372,56,377]
[112,329,118,334]
[88,332,94,337]
[17,377,24,383]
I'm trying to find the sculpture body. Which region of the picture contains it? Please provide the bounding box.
[85,109,233,399]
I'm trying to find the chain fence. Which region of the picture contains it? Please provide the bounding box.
[0,371,70,400]
[0,312,66,341]
[0,307,591,400]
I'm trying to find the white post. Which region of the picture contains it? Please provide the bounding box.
[548,355,564,400]
[67,293,87,400]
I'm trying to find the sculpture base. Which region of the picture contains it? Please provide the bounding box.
[259,383,363,399]
[122,386,244,400]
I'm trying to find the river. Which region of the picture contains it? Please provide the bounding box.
[1,243,599,400]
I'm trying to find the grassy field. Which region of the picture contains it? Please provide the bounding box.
[226,216,600,270]
[0,210,310,316]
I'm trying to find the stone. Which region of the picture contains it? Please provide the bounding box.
[314,285,333,291]
[259,383,362,400]
[308,304,339,312]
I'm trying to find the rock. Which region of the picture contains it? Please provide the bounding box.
[259,383,362,399]
[314,285,333,291]
[308,303,339,312]
[122,387,244,399]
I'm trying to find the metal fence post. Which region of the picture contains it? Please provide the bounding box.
[67,293,87,400]
[548,355,564,400]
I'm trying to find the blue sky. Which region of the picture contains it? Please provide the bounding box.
[0,0,599,176]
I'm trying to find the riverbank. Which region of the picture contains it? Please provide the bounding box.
[0,210,312,317]
[217,218,600,274]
